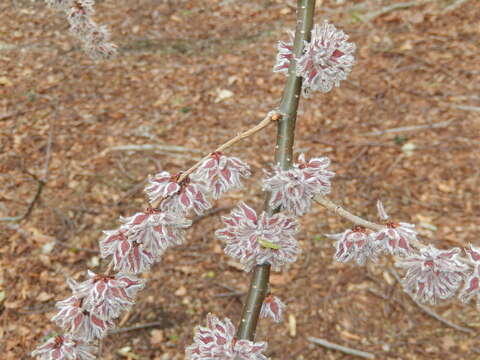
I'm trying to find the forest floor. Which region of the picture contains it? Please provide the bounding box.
[1,0,479,359]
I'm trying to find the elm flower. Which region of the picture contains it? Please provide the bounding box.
[192,152,251,199]
[69,270,144,320]
[373,222,416,257]
[32,334,96,360]
[216,202,300,272]
[263,154,335,216]
[273,30,295,74]
[328,226,379,265]
[396,245,469,304]
[52,296,113,341]
[260,294,286,323]
[161,178,212,215]
[99,226,156,274]
[458,245,480,306]
[46,0,117,59]
[372,200,415,256]
[297,21,355,95]
[144,171,181,204]
[121,209,192,256]
[185,314,267,360]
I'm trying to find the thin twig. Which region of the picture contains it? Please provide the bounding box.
[308,336,375,359]
[363,120,454,136]
[442,0,471,13]
[191,206,231,224]
[389,268,475,334]
[151,111,280,208]
[448,104,480,112]
[360,0,431,22]
[0,177,45,222]
[108,321,167,334]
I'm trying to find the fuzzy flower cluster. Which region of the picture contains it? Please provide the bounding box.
[34,152,254,359]
[185,314,267,360]
[274,21,355,95]
[145,153,251,214]
[44,0,117,59]
[49,271,143,343]
[216,202,300,272]
[396,246,468,304]
[260,294,286,323]
[263,154,334,216]
[31,334,96,360]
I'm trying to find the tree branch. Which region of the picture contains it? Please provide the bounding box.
[236,0,316,341]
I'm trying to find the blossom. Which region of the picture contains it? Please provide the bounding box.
[46,0,117,59]
[371,200,415,256]
[99,227,156,274]
[296,21,355,95]
[161,179,211,215]
[263,154,334,216]
[373,222,416,256]
[144,171,181,204]
[216,202,300,271]
[121,209,192,255]
[458,245,480,306]
[273,30,295,74]
[192,152,251,199]
[396,245,469,304]
[260,294,286,323]
[185,314,267,360]
[32,334,96,360]
[99,209,191,273]
[52,296,113,341]
[69,270,144,320]
[328,226,379,265]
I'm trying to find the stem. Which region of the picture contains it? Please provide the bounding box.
[236,0,316,341]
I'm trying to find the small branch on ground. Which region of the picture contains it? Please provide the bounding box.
[363,120,454,136]
[308,336,375,359]
[0,176,45,222]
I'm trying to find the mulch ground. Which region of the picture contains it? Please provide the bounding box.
[1,0,479,359]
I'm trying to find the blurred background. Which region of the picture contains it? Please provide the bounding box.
[1,0,479,359]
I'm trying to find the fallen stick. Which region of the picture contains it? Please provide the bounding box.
[308,336,375,359]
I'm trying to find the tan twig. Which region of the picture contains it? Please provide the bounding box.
[442,0,471,13]
[308,336,375,359]
[151,111,281,208]
[363,120,454,136]
[360,0,432,22]
[109,321,167,334]
[389,268,475,334]
[0,177,45,222]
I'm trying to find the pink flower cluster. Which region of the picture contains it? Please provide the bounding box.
[185,314,267,360]
[397,246,468,304]
[274,21,355,95]
[260,294,286,323]
[34,152,254,359]
[44,0,117,59]
[31,334,96,360]
[216,202,300,271]
[50,271,143,342]
[263,154,334,216]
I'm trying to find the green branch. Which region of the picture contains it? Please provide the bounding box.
[236,0,316,341]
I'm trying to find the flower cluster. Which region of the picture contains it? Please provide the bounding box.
[44,0,117,59]
[396,246,468,304]
[260,294,286,323]
[100,208,191,273]
[329,226,379,265]
[31,334,96,360]
[192,152,251,199]
[34,152,253,359]
[263,154,334,216]
[274,21,355,96]
[185,314,267,360]
[216,202,300,271]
